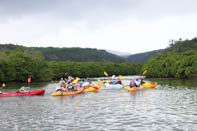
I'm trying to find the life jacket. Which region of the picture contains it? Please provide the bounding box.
[130,80,135,87]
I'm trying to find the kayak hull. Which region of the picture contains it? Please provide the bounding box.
[0,90,45,97]
[51,88,84,96]
[142,82,157,89]
[84,86,100,92]
[125,86,140,92]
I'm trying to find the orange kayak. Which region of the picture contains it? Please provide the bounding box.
[125,86,140,92]
[51,88,84,96]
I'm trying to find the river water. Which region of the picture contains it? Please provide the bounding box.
[0,77,197,131]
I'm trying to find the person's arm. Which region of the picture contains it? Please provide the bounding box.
[19,86,25,92]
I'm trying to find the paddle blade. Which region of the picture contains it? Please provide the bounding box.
[142,70,147,76]
[73,77,80,83]
[76,77,80,81]
[119,75,124,79]
[104,71,109,76]
[28,77,31,83]
[2,83,6,88]
[93,86,99,90]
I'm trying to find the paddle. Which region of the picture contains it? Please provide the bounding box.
[0,83,6,93]
[118,75,124,79]
[142,70,147,76]
[104,71,109,77]
[28,76,31,92]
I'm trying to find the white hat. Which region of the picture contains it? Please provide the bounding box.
[111,75,115,79]
[82,82,89,87]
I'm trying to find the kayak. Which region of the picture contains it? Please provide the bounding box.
[125,82,157,92]
[0,90,45,97]
[141,82,157,89]
[105,83,124,89]
[125,86,140,92]
[84,85,100,92]
[51,88,84,96]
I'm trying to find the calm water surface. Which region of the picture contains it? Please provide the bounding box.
[0,77,197,131]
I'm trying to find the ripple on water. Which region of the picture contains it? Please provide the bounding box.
[0,81,197,131]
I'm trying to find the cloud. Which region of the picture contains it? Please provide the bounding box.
[0,0,197,53]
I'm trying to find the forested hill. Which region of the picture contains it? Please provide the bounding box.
[126,49,164,63]
[0,44,124,62]
[125,37,197,63]
[0,44,18,50]
[166,37,197,52]
[35,47,125,62]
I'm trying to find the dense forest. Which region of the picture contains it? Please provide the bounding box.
[166,38,197,52]
[143,37,197,78]
[35,47,125,62]
[0,44,162,63]
[0,46,142,83]
[0,44,125,62]
[2,37,197,81]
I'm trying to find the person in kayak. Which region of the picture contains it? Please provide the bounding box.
[140,78,146,85]
[129,80,136,88]
[17,84,25,93]
[134,79,140,87]
[67,76,74,85]
[71,82,78,91]
[114,77,122,84]
[107,78,113,84]
[111,75,116,84]
[57,78,68,92]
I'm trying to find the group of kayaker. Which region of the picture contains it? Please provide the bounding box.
[55,76,93,92]
[107,75,123,85]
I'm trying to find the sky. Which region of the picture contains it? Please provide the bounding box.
[0,0,197,54]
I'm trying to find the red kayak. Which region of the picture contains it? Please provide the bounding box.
[0,90,45,97]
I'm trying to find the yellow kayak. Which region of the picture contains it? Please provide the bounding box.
[141,82,157,89]
[51,88,84,96]
[125,86,140,92]
[84,85,100,92]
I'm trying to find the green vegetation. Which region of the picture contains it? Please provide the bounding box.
[0,46,50,82]
[0,46,142,83]
[166,37,197,52]
[35,47,125,62]
[0,44,125,62]
[143,37,197,78]
[143,50,197,78]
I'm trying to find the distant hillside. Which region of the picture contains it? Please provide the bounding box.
[0,44,18,50]
[35,47,125,62]
[166,37,197,52]
[106,49,131,57]
[0,44,125,62]
[126,49,164,63]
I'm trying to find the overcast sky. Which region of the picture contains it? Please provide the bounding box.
[0,0,197,54]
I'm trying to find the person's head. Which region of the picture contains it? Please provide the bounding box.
[72,82,76,86]
[61,77,64,81]
[68,76,71,79]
